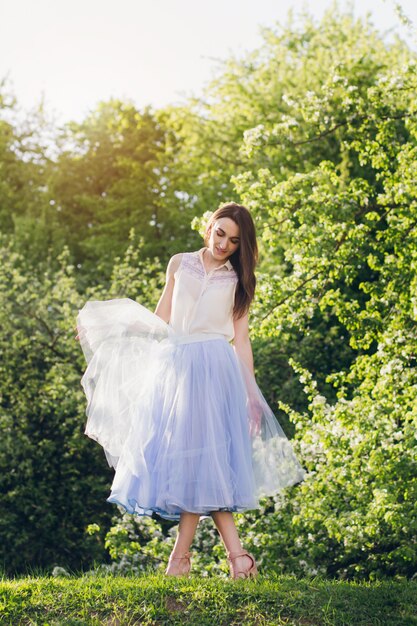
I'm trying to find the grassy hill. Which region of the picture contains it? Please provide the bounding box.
[1,572,416,625]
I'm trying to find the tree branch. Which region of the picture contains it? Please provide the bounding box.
[268,111,414,147]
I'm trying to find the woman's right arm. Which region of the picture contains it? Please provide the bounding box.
[154,253,182,323]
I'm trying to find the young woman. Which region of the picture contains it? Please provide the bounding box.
[76,202,305,579]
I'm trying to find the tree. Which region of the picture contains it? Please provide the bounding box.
[0,79,65,264]
[48,100,202,281]
[228,9,417,580]
[0,234,164,575]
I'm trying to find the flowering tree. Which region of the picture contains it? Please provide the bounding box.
[227,13,417,580]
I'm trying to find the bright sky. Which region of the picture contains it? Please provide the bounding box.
[0,0,416,124]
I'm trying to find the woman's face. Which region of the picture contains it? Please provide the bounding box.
[208,217,240,261]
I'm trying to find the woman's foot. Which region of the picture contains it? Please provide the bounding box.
[165,551,191,577]
[227,550,258,579]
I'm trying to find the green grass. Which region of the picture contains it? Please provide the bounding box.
[1,571,416,626]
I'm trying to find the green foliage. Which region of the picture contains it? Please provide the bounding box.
[0,236,165,576]
[47,100,202,280]
[227,8,417,581]
[0,81,65,265]
[108,229,165,307]
[231,324,417,581]
[0,239,113,575]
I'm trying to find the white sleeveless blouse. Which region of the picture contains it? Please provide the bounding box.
[169,247,238,341]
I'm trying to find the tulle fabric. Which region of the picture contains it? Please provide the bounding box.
[77,298,305,520]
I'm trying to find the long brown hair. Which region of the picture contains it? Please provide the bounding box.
[204,202,258,319]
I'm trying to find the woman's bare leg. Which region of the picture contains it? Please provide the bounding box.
[166,512,200,575]
[211,511,254,573]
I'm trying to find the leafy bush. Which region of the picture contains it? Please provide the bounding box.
[0,235,164,576]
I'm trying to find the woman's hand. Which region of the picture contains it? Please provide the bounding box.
[74,326,84,341]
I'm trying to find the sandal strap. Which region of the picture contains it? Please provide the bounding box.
[168,551,191,561]
[227,550,253,561]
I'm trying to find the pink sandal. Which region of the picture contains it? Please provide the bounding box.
[165,551,192,577]
[227,550,258,579]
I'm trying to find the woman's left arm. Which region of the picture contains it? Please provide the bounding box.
[232,312,255,376]
[233,312,262,435]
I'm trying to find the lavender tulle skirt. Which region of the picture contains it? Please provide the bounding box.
[77,298,305,520]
